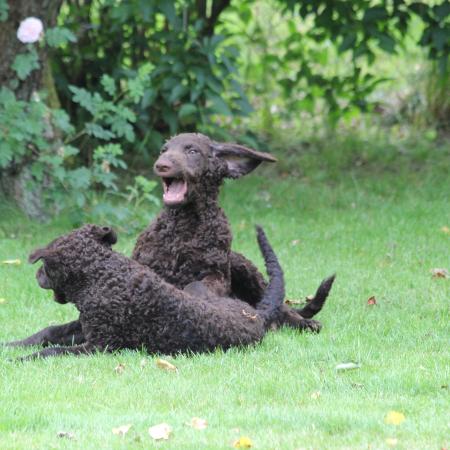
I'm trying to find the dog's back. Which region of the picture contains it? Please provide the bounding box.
[75,227,283,354]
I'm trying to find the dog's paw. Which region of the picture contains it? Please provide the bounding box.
[299,318,322,333]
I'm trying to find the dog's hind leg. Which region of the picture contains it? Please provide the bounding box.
[3,320,84,347]
[230,251,267,305]
[17,343,94,361]
[273,304,322,332]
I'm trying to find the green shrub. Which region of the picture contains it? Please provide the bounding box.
[0,28,160,229]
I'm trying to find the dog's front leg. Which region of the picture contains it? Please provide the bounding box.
[17,343,94,361]
[3,320,84,347]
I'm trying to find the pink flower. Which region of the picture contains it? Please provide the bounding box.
[17,17,44,44]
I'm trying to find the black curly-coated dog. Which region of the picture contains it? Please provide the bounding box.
[20,224,284,359]
[133,133,335,329]
[6,133,334,348]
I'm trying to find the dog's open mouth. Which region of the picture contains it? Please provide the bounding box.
[162,177,188,206]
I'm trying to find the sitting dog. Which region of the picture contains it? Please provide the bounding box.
[20,224,284,359]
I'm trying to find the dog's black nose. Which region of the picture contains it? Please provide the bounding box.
[154,162,172,173]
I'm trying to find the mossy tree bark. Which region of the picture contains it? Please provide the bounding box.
[0,0,63,221]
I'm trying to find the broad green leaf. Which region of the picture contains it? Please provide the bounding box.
[101,75,116,97]
[69,86,96,114]
[377,33,396,53]
[339,33,357,53]
[206,76,223,94]
[178,103,197,118]
[52,109,74,134]
[46,27,77,47]
[169,84,188,103]
[207,94,232,116]
[109,116,135,142]
[128,78,145,103]
[86,123,115,140]
[0,143,13,167]
[69,167,91,190]
[363,6,388,22]
[61,146,79,157]
[12,49,40,80]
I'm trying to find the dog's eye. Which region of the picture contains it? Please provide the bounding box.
[188,149,198,155]
[160,146,168,155]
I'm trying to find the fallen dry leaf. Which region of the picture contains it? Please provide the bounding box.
[112,424,132,436]
[440,226,450,234]
[385,411,406,425]
[386,437,398,447]
[156,358,177,372]
[1,259,21,265]
[367,296,377,306]
[242,309,258,320]
[187,417,208,430]
[233,436,253,448]
[148,423,172,440]
[336,362,361,371]
[305,294,314,302]
[291,239,300,246]
[0,298,6,304]
[431,268,449,279]
[310,391,321,400]
[114,363,125,374]
[57,431,75,439]
[284,299,303,305]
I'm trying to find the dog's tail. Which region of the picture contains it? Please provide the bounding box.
[254,226,285,328]
[295,274,336,318]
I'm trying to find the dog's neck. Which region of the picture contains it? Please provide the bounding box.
[54,245,116,306]
[165,179,222,220]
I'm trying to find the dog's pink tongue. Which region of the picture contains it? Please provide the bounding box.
[164,180,187,204]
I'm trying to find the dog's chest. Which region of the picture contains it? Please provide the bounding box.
[134,214,231,288]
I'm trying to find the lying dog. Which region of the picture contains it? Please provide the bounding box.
[20,225,284,359]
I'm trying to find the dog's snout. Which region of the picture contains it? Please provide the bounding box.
[154,154,175,173]
[155,161,172,173]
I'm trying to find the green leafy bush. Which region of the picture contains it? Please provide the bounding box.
[52,0,250,157]
[221,0,449,132]
[0,27,160,228]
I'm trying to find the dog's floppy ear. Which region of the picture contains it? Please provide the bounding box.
[94,226,118,245]
[211,141,277,178]
[29,248,48,264]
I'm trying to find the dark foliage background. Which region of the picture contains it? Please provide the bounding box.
[0,0,449,222]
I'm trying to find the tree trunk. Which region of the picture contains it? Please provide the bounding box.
[0,0,63,221]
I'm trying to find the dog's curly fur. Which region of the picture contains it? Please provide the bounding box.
[5,133,334,349]
[21,224,284,359]
[133,133,334,330]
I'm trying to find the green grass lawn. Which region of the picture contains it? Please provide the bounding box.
[0,161,449,449]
